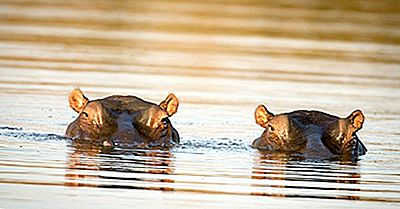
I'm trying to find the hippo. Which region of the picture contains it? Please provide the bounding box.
[252,104,367,160]
[66,89,179,147]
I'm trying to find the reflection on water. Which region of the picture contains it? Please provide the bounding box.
[66,141,174,191]
[0,0,400,208]
[251,151,361,200]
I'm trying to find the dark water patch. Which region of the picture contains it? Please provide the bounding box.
[178,137,252,153]
[0,129,69,142]
[0,126,23,131]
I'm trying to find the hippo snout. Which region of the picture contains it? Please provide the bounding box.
[112,128,142,144]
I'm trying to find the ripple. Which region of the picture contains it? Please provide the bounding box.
[178,137,252,152]
[1,0,400,208]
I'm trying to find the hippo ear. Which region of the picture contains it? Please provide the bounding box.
[347,109,365,132]
[68,88,89,113]
[159,93,179,116]
[255,104,274,128]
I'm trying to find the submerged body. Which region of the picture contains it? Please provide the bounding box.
[66,89,180,147]
[252,105,367,160]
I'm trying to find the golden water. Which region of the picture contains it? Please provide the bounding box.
[0,0,399,208]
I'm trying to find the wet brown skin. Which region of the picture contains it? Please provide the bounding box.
[252,105,367,160]
[66,89,180,148]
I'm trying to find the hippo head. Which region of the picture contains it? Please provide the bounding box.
[66,89,180,147]
[321,110,365,156]
[252,105,307,152]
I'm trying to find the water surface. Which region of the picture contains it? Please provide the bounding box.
[0,0,400,208]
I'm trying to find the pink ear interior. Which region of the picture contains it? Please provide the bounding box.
[159,93,179,116]
[348,110,364,131]
[255,105,273,128]
[69,89,89,113]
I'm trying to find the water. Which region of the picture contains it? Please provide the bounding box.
[0,0,400,208]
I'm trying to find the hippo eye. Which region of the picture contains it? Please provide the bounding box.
[268,124,275,132]
[82,111,89,118]
[161,118,169,127]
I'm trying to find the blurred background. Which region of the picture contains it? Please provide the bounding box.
[0,0,399,208]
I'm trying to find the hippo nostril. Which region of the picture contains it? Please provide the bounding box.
[102,140,113,147]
